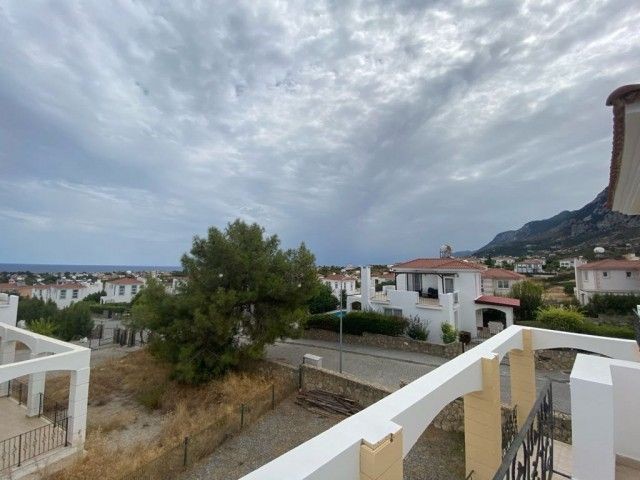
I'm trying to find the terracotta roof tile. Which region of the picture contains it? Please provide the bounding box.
[392,258,485,271]
[481,268,525,280]
[475,295,520,308]
[576,259,640,271]
[106,277,144,285]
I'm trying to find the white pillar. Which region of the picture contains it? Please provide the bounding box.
[26,371,46,417]
[0,340,16,396]
[361,266,372,310]
[571,354,615,480]
[67,367,90,446]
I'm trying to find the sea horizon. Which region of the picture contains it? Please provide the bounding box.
[0,263,182,274]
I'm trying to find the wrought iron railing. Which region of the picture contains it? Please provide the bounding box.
[0,416,70,471]
[493,381,554,480]
[5,378,28,405]
[501,406,518,454]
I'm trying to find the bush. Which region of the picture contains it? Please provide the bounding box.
[307,284,339,314]
[580,322,635,340]
[56,302,94,341]
[510,280,544,321]
[585,293,640,316]
[406,318,429,341]
[441,323,458,344]
[562,282,576,296]
[28,318,57,336]
[537,307,585,332]
[306,311,408,337]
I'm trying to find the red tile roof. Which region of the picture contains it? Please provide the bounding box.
[475,295,520,308]
[481,269,525,280]
[51,283,86,290]
[606,84,640,208]
[392,258,485,271]
[576,259,640,271]
[106,277,144,285]
[516,259,544,265]
[323,274,356,281]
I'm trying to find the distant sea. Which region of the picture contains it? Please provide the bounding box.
[0,263,181,274]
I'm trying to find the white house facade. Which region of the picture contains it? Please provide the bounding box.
[350,259,519,343]
[481,268,525,296]
[574,259,640,305]
[514,258,544,274]
[321,274,357,300]
[28,282,102,309]
[101,277,145,304]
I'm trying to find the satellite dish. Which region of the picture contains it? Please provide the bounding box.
[593,247,605,254]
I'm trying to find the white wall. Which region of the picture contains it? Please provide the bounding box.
[0,294,18,326]
[575,268,640,305]
[102,280,144,303]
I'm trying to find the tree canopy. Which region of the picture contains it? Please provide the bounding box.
[510,280,544,321]
[307,284,339,314]
[134,220,319,383]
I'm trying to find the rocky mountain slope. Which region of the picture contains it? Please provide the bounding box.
[476,188,640,257]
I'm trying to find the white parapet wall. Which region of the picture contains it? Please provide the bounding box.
[241,326,640,480]
[0,293,18,327]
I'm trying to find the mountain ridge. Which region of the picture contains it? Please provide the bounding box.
[475,188,640,257]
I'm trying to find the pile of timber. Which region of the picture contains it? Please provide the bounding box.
[296,389,362,416]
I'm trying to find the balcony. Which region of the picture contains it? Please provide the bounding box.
[241,326,640,480]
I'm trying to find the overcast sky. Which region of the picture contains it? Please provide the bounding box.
[1,1,638,266]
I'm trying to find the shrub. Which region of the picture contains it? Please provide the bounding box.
[441,323,458,344]
[28,318,57,337]
[306,311,408,337]
[562,282,576,296]
[580,322,635,340]
[585,293,640,316]
[510,280,544,321]
[307,284,339,314]
[537,307,585,332]
[56,302,94,341]
[406,317,429,341]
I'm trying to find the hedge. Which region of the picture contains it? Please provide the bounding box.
[521,308,636,340]
[306,311,408,337]
[585,293,640,316]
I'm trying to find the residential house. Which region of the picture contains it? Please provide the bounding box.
[559,257,585,269]
[101,277,145,304]
[370,271,395,286]
[481,268,525,295]
[574,258,640,305]
[514,258,544,274]
[28,282,102,309]
[351,259,519,343]
[494,255,515,267]
[321,274,357,301]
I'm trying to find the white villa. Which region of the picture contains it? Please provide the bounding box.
[0,293,90,478]
[28,282,102,309]
[349,259,520,343]
[321,274,357,300]
[481,268,525,296]
[559,257,585,269]
[574,258,640,305]
[101,277,145,304]
[514,258,545,274]
[493,255,516,267]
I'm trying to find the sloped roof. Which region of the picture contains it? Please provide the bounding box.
[576,259,640,271]
[323,274,356,281]
[106,277,144,285]
[392,258,485,271]
[481,268,525,280]
[475,295,520,308]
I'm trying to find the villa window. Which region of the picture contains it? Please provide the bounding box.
[583,271,589,280]
[334,282,338,289]
[444,277,454,293]
[131,285,138,295]
[59,289,66,299]
[407,273,422,292]
[626,272,632,278]
[497,280,509,289]
[383,307,402,317]
[603,271,609,279]
[72,289,79,299]
[118,285,125,295]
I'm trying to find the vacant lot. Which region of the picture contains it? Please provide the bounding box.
[183,396,465,480]
[42,348,294,480]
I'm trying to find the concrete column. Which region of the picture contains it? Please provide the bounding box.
[509,329,536,428]
[0,340,16,396]
[464,354,502,480]
[360,430,403,480]
[26,371,46,417]
[67,367,90,446]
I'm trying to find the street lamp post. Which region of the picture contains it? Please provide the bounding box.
[339,292,343,373]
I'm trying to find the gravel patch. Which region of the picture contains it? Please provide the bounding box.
[181,395,466,480]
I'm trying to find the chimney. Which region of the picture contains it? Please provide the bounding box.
[360,266,372,311]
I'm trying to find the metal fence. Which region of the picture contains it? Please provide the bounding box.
[86,326,148,349]
[4,378,28,405]
[0,416,69,472]
[120,380,295,480]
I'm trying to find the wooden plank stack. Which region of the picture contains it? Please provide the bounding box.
[296,389,362,417]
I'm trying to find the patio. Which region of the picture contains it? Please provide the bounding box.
[0,397,49,441]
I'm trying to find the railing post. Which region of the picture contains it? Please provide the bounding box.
[271,384,275,409]
[19,382,23,405]
[183,436,189,467]
[39,392,43,417]
[240,404,245,429]
[17,433,22,467]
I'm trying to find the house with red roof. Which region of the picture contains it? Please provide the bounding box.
[575,258,640,305]
[320,273,357,301]
[351,258,520,343]
[101,277,145,304]
[481,268,525,296]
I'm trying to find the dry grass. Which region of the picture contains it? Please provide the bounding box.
[44,350,291,480]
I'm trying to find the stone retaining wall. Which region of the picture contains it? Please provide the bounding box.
[297,363,572,443]
[302,328,463,359]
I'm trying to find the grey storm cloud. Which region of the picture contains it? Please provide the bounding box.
[0,0,638,265]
